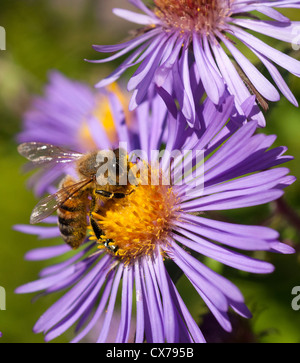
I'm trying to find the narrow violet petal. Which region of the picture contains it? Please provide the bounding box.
[128,34,168,91]
[45,267,110,342]
[170,242,232,331]
[13,225,60,239]
[155,34,185,87]
[255,6,290,22]
[140,263,154,343]
[91,28,161,63]
[180,189,284,211]
[232,19,298,43]
[39,244,95,278]
[269,242,296,254]
[141,257,164,343]
[174,223,271,251]
[166,266,206,343]
[86,116,112,150]
[170,244,229,312]
[229,24,300,76]
[33,255,111,333]
[106,90,131,146]
[251,48,298,106]
[95,43,149,88]
[134,260,145,343]
[173,233,275,274]
[218,32,280,102]
[24,245,71,261]
[16,265,79,294]
[71,274,114,343]
[181,213,279,240]
[115,266,133,343]
[193,34,221,105]
[113,8,159,25]
[154,250,179,343]
[97,264,124,343]
[128,0,160,18]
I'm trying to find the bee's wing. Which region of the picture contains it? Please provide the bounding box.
[30,178,93,224]
[18,142,83,168]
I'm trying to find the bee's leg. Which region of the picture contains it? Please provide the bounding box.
[90,216,103,240]
[104,239,119,253]
[89,193,119,253]
[89,192,104,240]
[95,189,134,199]
[89,191,97,213]
[89,212,112,250]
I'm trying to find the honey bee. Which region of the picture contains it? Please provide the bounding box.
[18,142,134,251]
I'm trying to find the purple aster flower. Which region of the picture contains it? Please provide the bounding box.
[90,0,300,127]
[15,88,295,343]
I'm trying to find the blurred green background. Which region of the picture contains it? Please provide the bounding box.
[0,0,300,343]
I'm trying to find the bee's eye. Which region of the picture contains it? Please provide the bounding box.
[109,161,126,176]
[110,162,118,174]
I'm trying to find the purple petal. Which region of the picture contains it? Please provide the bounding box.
[96,265,124,342]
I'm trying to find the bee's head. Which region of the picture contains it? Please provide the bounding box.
[77,152,99,179]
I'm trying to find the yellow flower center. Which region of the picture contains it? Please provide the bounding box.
[78,83,132,150]
[154,0,232,34]
[89,168,180,265]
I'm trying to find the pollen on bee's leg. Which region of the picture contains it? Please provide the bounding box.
[88,168,180,265]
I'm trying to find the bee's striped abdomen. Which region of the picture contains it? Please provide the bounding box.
[57,176,90,249]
